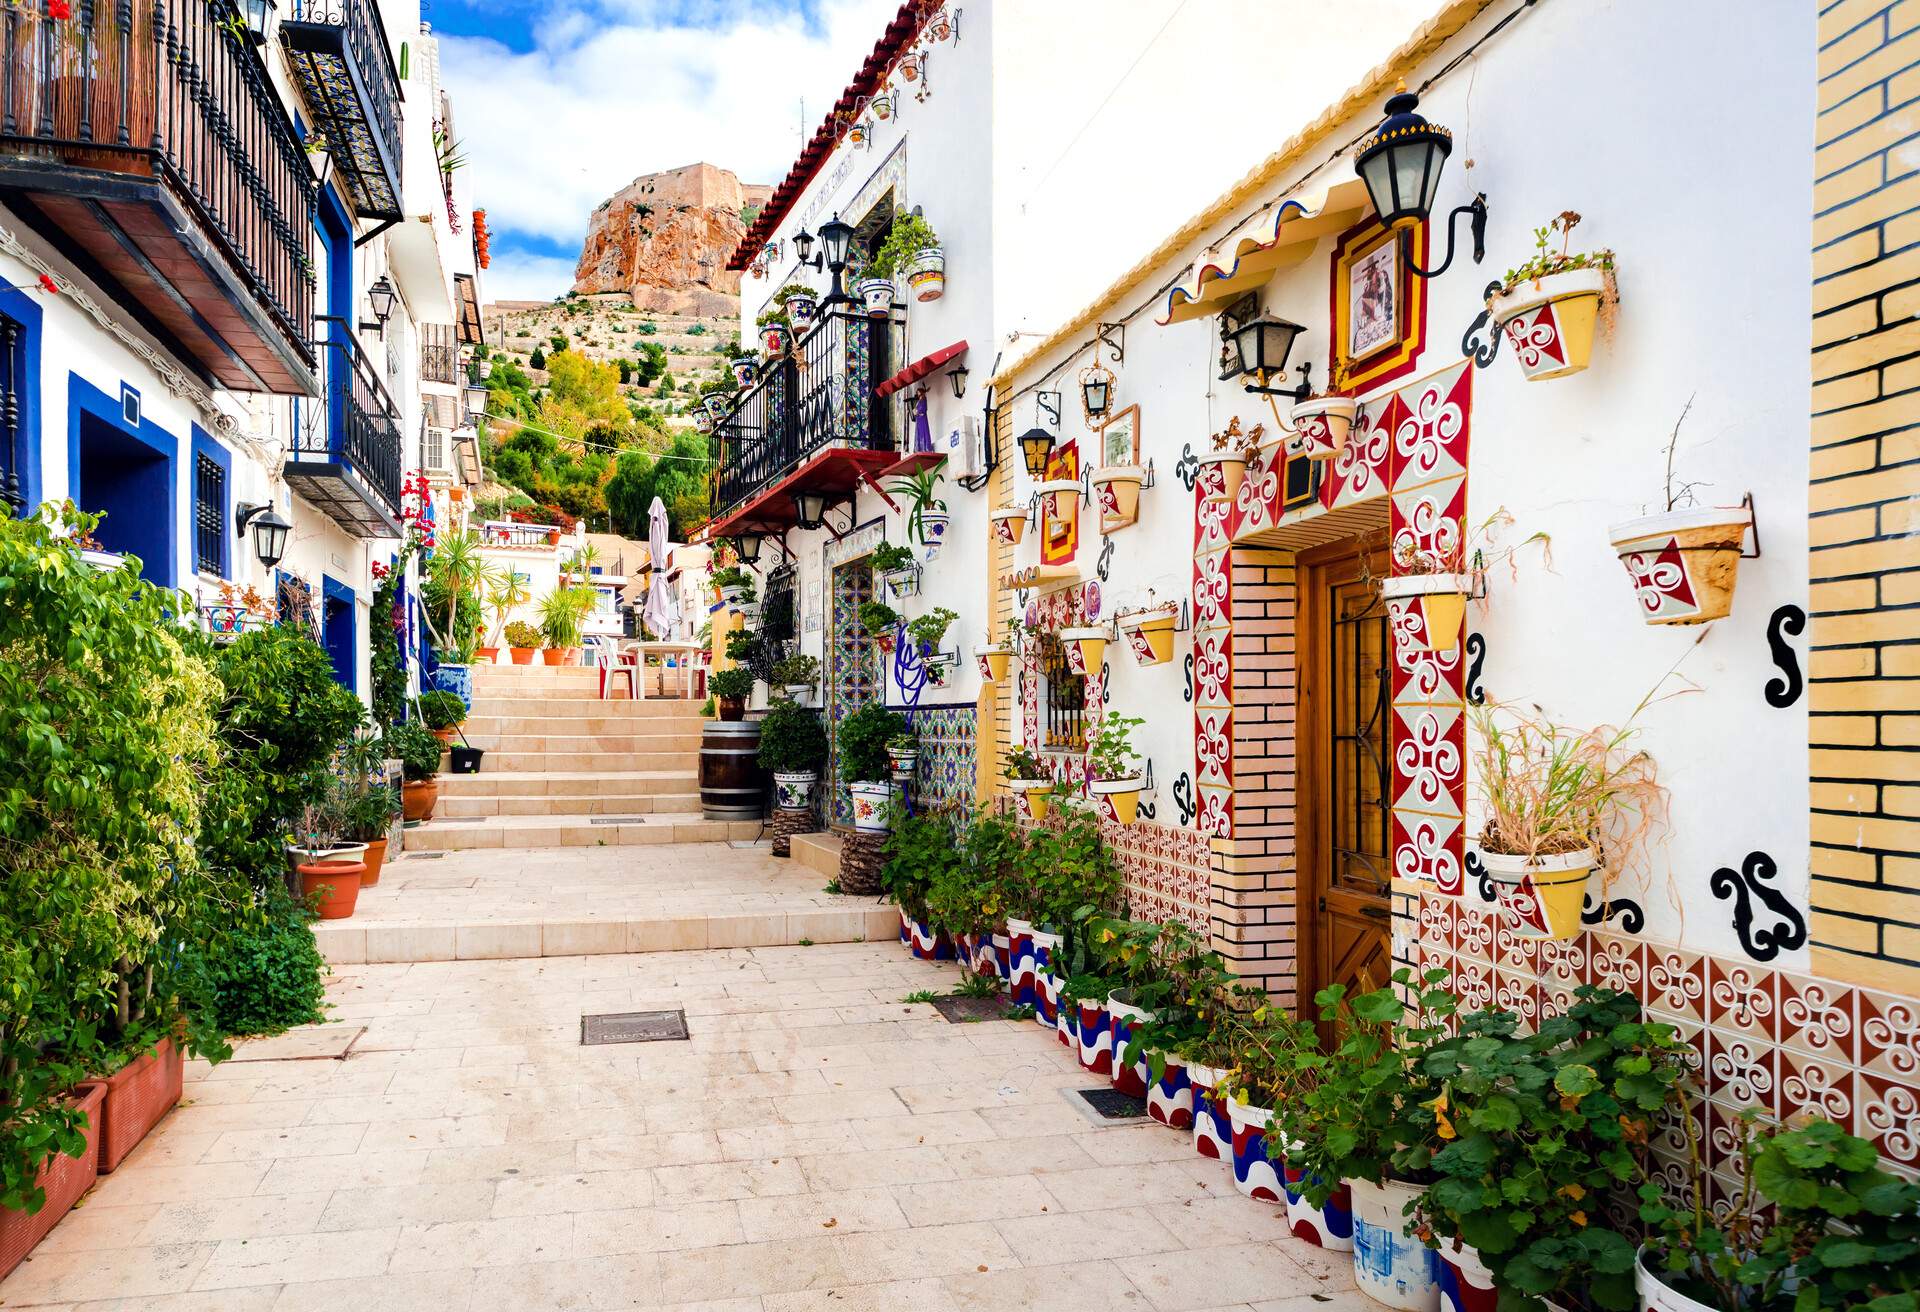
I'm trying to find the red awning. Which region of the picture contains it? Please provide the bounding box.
[874,340,968,399]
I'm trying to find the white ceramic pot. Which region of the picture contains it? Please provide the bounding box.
[1480,847,1595,941]
[1636,1247,1719,1312]
[848,780,894,832]
[773,770,817,811]
[782,684,813,706]
[1489,267,1608,381]
[1437,1239,1497,1312]
[1379,573,1472,652]
[857,278,896,317]
[1225,1098,1284,1202]
[883,567,918,599]
[1105,993,1155,1097]
[1350,1177,1441,1312]
[1607,506,1752,626]
[906,247,945,302]
[1185,1060,1232,1162]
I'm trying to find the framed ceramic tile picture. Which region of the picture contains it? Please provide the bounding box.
[1329,216,1428,394]
[1345,226,1403,363]
[1099,405,1140,468]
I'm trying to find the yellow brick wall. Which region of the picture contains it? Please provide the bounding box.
[1809,0,1920,995]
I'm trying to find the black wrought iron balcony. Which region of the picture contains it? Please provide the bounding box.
[281,0,403,221]
[0,0,317,394]
[709,307,901,533]
[420,322,459,384]
[285,318,403,537]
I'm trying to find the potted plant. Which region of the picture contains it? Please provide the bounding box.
[1197,417,1260,502]
[290,798,365,920]
[772,653,819,706]
[859,600,899,652]
[1086,714,1146,824]
[336,732,398,887]
[1288,393,1359,460]
[904,606,957,661]
[840,702,905,832]
[939,805,1023,985]
[883,809,956,960]
[711,565,756,613]
[871,542,918,599]
[885,467,950,557]
[886,730,919,777]
[1379,545,1474,653]
[1470,701,1661,941]
[787,291,819,337]
[388,720,444,824]
[709,666,754,722]
[503,619,542,665]
[537,586,591,665]
[974,639,1012,683]
[989,506,1028,545]
[1004,746,1053,820]
[1607,402,1754,626]
[1109,923,1239,1130]
[1216,999,1320,1206]
[732,357,757,388]
[1116,604,1179,666]
[1488,211,1616,382]
[870,210,943,305]
[1091,464,1146,533]
[758,694,827,811]
[1410,988,1691,1312]
[848,251,897,318]
[1022,808,1123,1037]
[416,689,467,744]
[0,1081,106,1282]
[1059,623,1107,675]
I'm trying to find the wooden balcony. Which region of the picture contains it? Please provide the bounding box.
[0,0,317,394]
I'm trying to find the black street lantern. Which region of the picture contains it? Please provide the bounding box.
[947,365,968,400]
[1017,427,1055,479]
[242,0,274,44]
[733,531,764,566]
[1353,83,1487,280]
[818,214,856,304]
[363,275,397,334]
[235,502,291,569]
[1227,315,1313,401]
[792,489,830,529]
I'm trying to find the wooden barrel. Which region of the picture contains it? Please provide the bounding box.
[700,720,765,820]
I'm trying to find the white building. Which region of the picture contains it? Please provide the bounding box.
[0,0,486,704]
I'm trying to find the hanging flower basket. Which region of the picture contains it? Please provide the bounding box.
[1194,449,1247,502]
[920,511,949,560]
[989,507,1027,545]
[787,293,818,337]
[974,643,1011,683]
[1480,847,1594,941]
[1089,775,1144,825]
[1059,625,1106,674]
[1489,268,1608,382]
[857,278,896,317]
[1288,395,1358,461]
[773,770,817,811]
[1117,607,1178,666]
[1035,479,1079,521]
[848,781,894,832]
[1008,777,1052,820]
[905,247,945,302]
[1092,466,1145,532]
[1379,573,1472,652]
[1607,506,1752,626]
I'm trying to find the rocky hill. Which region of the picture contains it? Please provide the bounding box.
[572,162,771,316]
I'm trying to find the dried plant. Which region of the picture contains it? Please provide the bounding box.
[1207,416,1264,455]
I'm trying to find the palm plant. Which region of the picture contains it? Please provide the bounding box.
[537,585,594,649]
[422,532,491,662]
[485,569,532,645]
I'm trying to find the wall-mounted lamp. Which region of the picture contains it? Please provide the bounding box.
[1354,84,1487,280]
[817,215,855,304]
[462,379,488,420]
[733,531,764,566]
[1017,427,1056,479]
[1227,315,1313,402]
[792,489,831,530]
[1079,360,1114,420]
[947,365,969,400]
[361,275,396,335]
[234,502,292,569]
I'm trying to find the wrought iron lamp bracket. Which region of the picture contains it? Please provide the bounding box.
[1096,321,1125,366]
[1404,193,1489,281]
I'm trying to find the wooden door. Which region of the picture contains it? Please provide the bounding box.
[1297,538,1393,1026]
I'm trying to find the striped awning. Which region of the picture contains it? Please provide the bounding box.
[1155,179,1372,325]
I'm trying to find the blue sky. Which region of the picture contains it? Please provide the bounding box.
[430,0,900,301]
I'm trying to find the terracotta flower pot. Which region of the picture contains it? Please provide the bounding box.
[431,726,459,744]
[474,646,501,663]
[1060,626,1106,675]
[1195,450,1247,502]
[0,1081,105,1281]
[1608,507,1751,625]
[540,647,566,666]
[359,836,388,887]
[509,646,536,665]
[974,645,1011,682]
[1008,778,1051,820]
[1288,395,1358,460]
[97,1035,184,1173]
[297,858,364,920]
[1090,776,1144,825]
[402,778,440,822]
[1036,478,1080,521]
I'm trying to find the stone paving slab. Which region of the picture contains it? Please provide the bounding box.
[1,943,1376,1311]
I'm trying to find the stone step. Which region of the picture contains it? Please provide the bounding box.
[437,791,704,817]
[471,666,602,685]
[464,711,707,734]
[404,814,764,851]
[437,770,697,798]
[792,830,844,880]
[478,750,697,772]
[458,732,705,753]
[312,903,900,965]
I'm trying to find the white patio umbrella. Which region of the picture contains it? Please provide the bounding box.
[642,496,679,639]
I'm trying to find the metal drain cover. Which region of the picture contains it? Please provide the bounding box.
[402,852,447,860]
[581,1010,688,1045]
[929,995,1006,1024]
[589,817,648,824]
[1076,1088,1147,1120]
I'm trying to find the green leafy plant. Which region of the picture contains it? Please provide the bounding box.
[503,619,543,649]
[421,532,492,663]
[905,607,957,654]
[1005,747,1048,780]
[901,990,941,1005]
[757,697,827,774]
[885,467,948,547]
[1088,714,1144,781]
[724,626,758,663]
[1495,211,1615,299]
[198,884,330,1039]
[1018,806,1122,931]
[870,541,915,574]
[385,721,443,783]
[866,211,940,281]
[771,654,819,686]
[887,730,918,754]
[882,806,958,922]
[859,601,898,637]
[710,565,756,599]
[537,585,594,648]
[415,690,467,732]
[709,667,754,700]
[837,702,905,783]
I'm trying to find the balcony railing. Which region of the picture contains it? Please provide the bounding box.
[0,0,316,392]
[283,319,403,536]
[478,520,563,548]
[710,307,899,517]
[281,0,403,220]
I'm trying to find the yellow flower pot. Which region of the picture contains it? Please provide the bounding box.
[1379,573,1471,651]
[1489,268,1607,382]
[1036,479,1080,521]
[1480,849,1594,940]
[1092,466,1145,532]
[1117,609,1177,665]
[975,645,1011,682]
[1287,396,1358,461]
[1060,626,1107,676]
[1607,507,1751,626]
[990,508,1027,545]
[1090,778,1143,825]
[1195,451,1246,502]
[1009,779,1052,820]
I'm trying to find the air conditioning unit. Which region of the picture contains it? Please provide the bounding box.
[947,414,982,480]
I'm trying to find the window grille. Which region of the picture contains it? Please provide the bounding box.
[0,313,24,517]
[194,452,225,576]
[1039,634,1086,752]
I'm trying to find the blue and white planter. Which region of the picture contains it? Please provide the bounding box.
[991,931,1012,983]
[1056,994,1078,1049]
[1106,993,1154,1098]
[1031,930,1062,1025]
[921,512,949,561]
[1226,1098,1284,1203]
[428,663,473,709]
[1007,918,1038,1008]
[773,770,817,811]
[1146,1050,1193,1129]
[1282,1152,1355,1252]
[900,909,954,962]
[1186,1060,1231,1161]
[1350,1177,1440,1311]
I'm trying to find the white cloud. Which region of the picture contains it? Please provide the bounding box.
[479,252,581,304]
[440,0,901,300]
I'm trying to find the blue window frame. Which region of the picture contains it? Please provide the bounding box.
[191,426,231,578]
[67,373,178,587]
[321,573,357,692]
[0,284,43,517]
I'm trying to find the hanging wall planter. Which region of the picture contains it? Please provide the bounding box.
[1007,777,1052,820]
[920,511,949,560]
[848,781,895,832]
[1379,573,1472,652]
[1194,449,1247,502]
[1479,847,1595,941]
[731,359,757,388]
[1117,606,1178,666]
[857,278,896,317]
[761,324,789,358]
[773,770,818,811]
[1092,466,1145,532]
[905,247,945,302]
[1288,395,1358,461]
[1088,775,1145,825]
[883,567,919,599]
[1035,479,1080,521]
[787,293,819,337]
[1489,267,1608,382]
[1060,626,1107,675]
[989,507,1028,545]
[974,643,1011,683]
[1606,505,1752,625]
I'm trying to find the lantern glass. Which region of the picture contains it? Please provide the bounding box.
[1081,377,1110,417]
[463,381,487,415]
[793,230,815,263]
[947,365,968,400]
[244,0,274,42]
[1355,88,1453,229]
[734,532,763,566]
[250,508,290,568]
[1229,315,1304,380]
[793,490,829,529]
[1017,427,1055,479]
[819,216,854,272]
[367,275,396,324]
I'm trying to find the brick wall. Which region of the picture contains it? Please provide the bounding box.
[1213,548,1300,1007]
[1808,0,1920,995]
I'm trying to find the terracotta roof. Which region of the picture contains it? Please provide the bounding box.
[726,1,934,272]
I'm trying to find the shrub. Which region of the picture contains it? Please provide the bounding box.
[386,721,443,782]
[771,654,818,686]
[709,667,754,700]
[882,807,957,922]
[758,696,827,774]
[503,619,543,648]
[200,886,329,1037]
[415,690,466,730]
[837,702,904,783]
[1018,805,1122,929]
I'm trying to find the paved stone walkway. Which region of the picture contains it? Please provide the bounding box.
[1,941,1373,1311]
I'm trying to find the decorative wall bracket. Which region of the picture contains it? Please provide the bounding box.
[1036,390,1061,427]
[1096,320,1125,366]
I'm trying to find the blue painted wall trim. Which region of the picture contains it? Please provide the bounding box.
[0,284,44,515]
[66,372,178,587]
[190,425,231,578]
[322,572,357,692]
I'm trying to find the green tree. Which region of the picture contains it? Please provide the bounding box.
[528,345,546,370]
[605,431,711,538]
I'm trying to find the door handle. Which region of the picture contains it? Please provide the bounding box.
[1359,905,1390,920]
